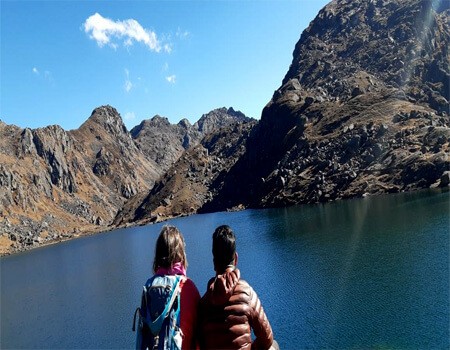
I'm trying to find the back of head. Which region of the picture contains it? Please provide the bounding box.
[153,225,187,273]
[212,225,236,274]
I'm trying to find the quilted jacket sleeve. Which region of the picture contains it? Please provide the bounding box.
[247,284,273,350]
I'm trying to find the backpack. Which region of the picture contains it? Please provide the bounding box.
[132,275,184,350]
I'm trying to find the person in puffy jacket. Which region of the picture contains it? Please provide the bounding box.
[198,225,277,350]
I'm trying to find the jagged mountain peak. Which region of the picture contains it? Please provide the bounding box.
[178,118,192,129]
[194,107,253,134]
[130,115,175,139]
[130,106,252,185]
[131,113,199,172]
[150,115,171,125]
[33,123,67,135]
[83,105,128,136]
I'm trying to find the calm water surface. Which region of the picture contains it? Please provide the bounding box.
[1,189,449,349]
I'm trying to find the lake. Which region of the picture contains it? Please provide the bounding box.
[1,189,449,349]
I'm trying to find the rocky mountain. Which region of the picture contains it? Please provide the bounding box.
[131,116,198,173]
[71,106,161,199]
[202,0,449,211]
[2,0,449,255]
[130,107,252,173]
[0,106,252,254]
[128,0,448,218]
[114,120,256,225]
[194,107,253,135]
[0,106,161,254]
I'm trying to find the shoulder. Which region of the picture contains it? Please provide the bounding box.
[183,277,199,290]
[234,279,260,305]
[206,276,215,288]
[181,277,201,300]
[236,278,253,293]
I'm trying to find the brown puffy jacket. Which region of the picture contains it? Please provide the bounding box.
[198,267,273,350]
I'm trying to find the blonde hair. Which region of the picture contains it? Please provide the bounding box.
[153,225,187,273]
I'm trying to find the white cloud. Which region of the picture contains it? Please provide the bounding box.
[83,13,162,52]
[162,62,169,71]
[166,75,176,84]
[124,68,133,92]
[164,43,172,53]
[124,80,132,92]
[176,28,190,39]
[32,67,54,84]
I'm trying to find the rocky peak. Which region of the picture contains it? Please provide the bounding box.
[131,107,252,172]
[150,115,171,126]
[129,120,146,139]
[194,107,253,134]
[32,125,72,156]
[84,105,129,137]
[178,118,192,129]
[20,128,36,156]
[130,115,171,138]
[30,125,76,193]
[226,107,248,120]
[131,114,197,172]
[74,105,137,160]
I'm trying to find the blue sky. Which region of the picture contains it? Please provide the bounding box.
[1,0,330,131]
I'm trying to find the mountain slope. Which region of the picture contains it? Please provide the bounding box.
[71,106,161,198]
[203,0,449,211]
[0,106,162,254]
[114,119,256,225]
[131,116,199,173]
[0,105,254,254]
[131,107,253,174]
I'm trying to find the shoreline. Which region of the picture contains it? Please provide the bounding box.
[0,213,184,258]
[2,186,448,258]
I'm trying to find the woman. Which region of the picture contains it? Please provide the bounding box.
[138,225,200,350]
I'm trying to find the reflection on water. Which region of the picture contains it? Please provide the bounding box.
[1,189,449,349]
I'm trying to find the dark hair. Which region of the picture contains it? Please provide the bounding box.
[212,225,236,273]
[153,225,187,273]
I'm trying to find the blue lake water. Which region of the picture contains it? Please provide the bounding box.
[1,189,449,349]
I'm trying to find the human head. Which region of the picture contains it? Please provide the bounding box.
[153,225,187,273]
[212,225,237,274]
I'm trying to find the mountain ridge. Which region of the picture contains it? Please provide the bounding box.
[205,0,449,210]
[1,0,449,255]
[0,105,253,254]
[126,0,448,218]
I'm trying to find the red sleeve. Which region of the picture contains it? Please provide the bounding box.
[180,278,201,350]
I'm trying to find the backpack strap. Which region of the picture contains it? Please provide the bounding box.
[132,307,140,332]
[148,275,182,335]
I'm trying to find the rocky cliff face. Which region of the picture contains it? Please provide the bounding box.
[0,106,162,254]
[131,116,200,173]
[130,107,252,173]
[0,106,252,254]
[114,119,256,225]
[203,0,449,210]
[71,106,161,199]
[2,0,449,255]
[194,107,253,135]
